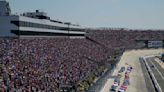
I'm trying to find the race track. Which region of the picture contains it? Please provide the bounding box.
[145,57,164,91]
[100,48,164,92]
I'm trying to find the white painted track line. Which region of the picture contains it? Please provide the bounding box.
[150,59,164,80]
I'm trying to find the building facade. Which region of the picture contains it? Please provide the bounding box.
[0,0,85,38]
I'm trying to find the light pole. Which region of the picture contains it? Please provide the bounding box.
[65,22,71,38]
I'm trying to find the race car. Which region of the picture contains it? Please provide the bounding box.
[125,74,130,80]
[114,77,120,85]
[124,78,130,85]
[118,87,125,92]
[127,66,133,72]
[125,72,129,78]
[118,67,125,73]
[120,81,128,91]
[110,82,119,92]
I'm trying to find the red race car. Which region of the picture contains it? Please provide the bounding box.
[120,82,128,91]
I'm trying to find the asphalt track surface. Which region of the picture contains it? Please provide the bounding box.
[140,59,156,92]
[100,49,164,92]
[145,57,164,92]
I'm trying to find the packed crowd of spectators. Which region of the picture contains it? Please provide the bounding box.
[0,29,164,92]
[86,29,164,49]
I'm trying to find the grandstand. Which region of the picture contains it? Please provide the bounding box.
[0,29,164,92]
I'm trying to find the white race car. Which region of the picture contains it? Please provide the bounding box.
[118,88,125,92]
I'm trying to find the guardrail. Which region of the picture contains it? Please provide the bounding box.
[86,65,115,92]
[86,53,122,92]
[141,56,162,92]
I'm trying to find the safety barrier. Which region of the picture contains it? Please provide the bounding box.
[141,56,162,92]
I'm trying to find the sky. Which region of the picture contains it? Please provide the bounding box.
[8,0,164,29]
